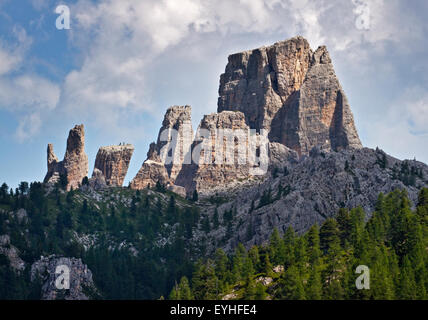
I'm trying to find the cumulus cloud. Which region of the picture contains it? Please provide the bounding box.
[3,0,428,152]
[59,0,424,132]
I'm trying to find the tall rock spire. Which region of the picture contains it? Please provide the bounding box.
[44,124,89,190]
[130,105,193,190]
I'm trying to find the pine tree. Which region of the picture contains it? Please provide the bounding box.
[306,224,321,265]
[399,256,417,299]
[306,266,322,300]
[320,219,340,253]
[213,207,220,228]
[277,265,305,300]
[283,226,296,268]
[171,276,193,300]
[269,228,285,265]
[192,190,199,202]
[243,275,257,300]
[254,282,267,300]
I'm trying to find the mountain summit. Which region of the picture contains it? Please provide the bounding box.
[130,37,363,197]
[218,36,362,155]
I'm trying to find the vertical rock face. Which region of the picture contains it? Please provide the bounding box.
[218,36,362,155]
[130,106,193,190]
[43,125,89,191]
[93,144,134,187]
[218,36,312,133]
[130,37,363,197]
[157,105,193,181]
[175,111,253,196]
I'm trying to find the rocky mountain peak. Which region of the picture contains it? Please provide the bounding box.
[131,105,193,190]
[44,124,89,191]
[218,36,362,155]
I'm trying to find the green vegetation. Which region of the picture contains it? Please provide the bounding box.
[169,188,428,300]
[1,180,427,300]
[0,182,200,299]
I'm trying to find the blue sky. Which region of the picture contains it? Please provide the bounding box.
[0,0,427,189]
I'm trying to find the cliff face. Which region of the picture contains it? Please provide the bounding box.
[218,36,362,155]
[130,105,193,190]
[129,37,363,197]
[47,37,363,198]
[44,125,89,191]
[175,111,254,196]
[93,144,134,187]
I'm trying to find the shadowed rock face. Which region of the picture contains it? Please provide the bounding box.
[44,125,88,191]
[93,145,134,187]
[198,147,428,252]
[218,36,362,155]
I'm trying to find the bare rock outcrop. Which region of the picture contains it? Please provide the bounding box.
[44,125,89,191]
[175,111,255,196]
[0,234,26,272]
[130,106,193,192]
[87,168,107,190]
[199,147,428,252]
[93,144,134,187]
[131,37,363,197]
[130,143,171,190]
[31,255,97,300]
[218,36,362,155]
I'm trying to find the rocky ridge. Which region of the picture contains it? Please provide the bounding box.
[130,105,193,191]
[197,147,428,251]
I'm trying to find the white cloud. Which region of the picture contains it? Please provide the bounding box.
[15,112,42,142]
[0,75,60,111]
[51,0,427,147]
[3,0,426,147]
[0,46,21,76]
[30,0,50,11]
[0,26,32,75]
[0,26,59,141]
